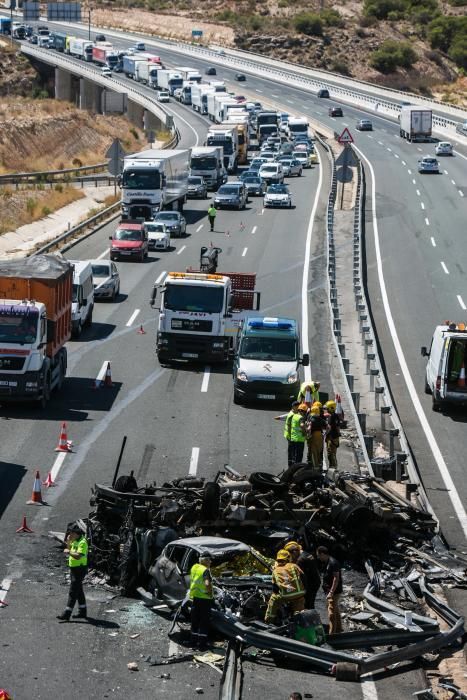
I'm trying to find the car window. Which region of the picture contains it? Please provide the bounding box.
[91,264,110,277]
[168,545,188,568]
[183,549,200,573]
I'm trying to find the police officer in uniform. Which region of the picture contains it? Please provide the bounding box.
[57,524,89,621]
[189,551,213,649]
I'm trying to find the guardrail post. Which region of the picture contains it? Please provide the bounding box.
[364,435,374,460]
[381,405,391,431]
[338,343,346,357]
[375,386,384,410]
[351,391,360,413]
[346,374,354,392]
[357,412,366,434]
[389,428,399,458]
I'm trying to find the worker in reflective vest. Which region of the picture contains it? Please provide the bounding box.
[57,524,89,621]
[324,400,341,468]
[297,380,320,406]
[265,549,305,624]
[284,402,306,466]
[189,552,213,649]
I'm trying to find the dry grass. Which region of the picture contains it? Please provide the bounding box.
[82,193,120,221]
[0,186,84,235]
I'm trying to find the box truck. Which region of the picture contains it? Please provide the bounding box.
[399,106,432,142]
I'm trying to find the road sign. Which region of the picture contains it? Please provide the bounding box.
[192,29,203,38]
[106,138,125,176]
[337,128,353,145]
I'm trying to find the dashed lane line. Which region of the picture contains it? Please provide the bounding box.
[425,218,430,226]
[97,248,109,260]
[242,247,248,257]
[201,366,211,393]
[0,578,11,607]
[441,261,449,274]
[457,295,466,311]
[176,245,186,255]
[459,190,464,197]
[421,202,425,210]
[431,237,436,247]
[189,447,200,476]
[126,309,140,327]
[196,224,203,232]
[155,270,167,285]
[416,189,421,196]
[50,451,68,483]
[451,179,456,185]
[251,226,257,234]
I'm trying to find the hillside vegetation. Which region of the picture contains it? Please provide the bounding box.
[94,0,466,100]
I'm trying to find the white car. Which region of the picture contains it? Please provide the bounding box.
[158,90,170,103]
[259,162,284,184]
[100,66,112,78]
[264,183,292,208]
[418,156,440,174]
[144,222,170,250]
[435,141,453,156]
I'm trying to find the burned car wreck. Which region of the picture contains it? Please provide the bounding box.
[62,457,466,685]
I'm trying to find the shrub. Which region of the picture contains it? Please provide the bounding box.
[129,127,139,140]
[320,9,344,27]
[364,0,406,19]
[26,198,36,215]
[331,60,351,75]
[370,40,417,72]
[55,183,63,193]
[42,206,51,217]
[293,12,323,36]
[72,157,82,167]
[448,36,467,69]
[428,16,467,68]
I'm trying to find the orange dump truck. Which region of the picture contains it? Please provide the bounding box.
[0,255,72,407]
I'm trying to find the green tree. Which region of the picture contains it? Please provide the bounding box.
[370,40,417,72]
[293,13,323,36]
[448,35,467,69]
[364,0,407,20]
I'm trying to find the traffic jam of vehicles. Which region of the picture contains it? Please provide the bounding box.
[1,21,466,697]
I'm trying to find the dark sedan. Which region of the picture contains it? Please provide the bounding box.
[329,107,343,117]
[235,73,246,81]
[243,175,266,196]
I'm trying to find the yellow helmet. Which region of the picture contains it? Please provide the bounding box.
[325,400,336,412]
[312,401,322,409]
[284,541,302,553]
[276,549,291,562]
[310,406,320,415]
[298,403,308,412]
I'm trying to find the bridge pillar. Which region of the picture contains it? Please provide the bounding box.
[55,67,72,101]
[127,99,145,130]
[79,78,103,113]
[143,109,163,137]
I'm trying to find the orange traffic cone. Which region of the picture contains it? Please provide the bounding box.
[137,324,146,335]
[458,362,466,388]
[16,515,33,533]
[27,470,44,505]
[42,472,56,488]
[104,361,113,387]
[55,422,72,452]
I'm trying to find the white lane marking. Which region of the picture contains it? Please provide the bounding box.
[287,100,294,104]
[425,217,430,226]
[443,170,448,175]
[176,245,186,255]
[162,103,200,147]
[126,309,140,327]
[457,295,466,311]
[387,147,392,152]
[0,578,12,607]
[271,94,279,97]
[97,248,110,260]
[441,261,449,274]
[361,677,379,700]
[416,189,421,196]
[259,208,264,216]
[242,247,248,257]
[50,451,68,482]
[155,270,167,284]
[196,224,203,232]
[367,135,373,139]
[421,202,425,210]
[401,160,406,165]
[301,147,324,383]
[431,237,436,247]
[251,225,257,234]
[454,149,467,162]
[412,178,416,184]
[417,147,422,151]
[255,89,263,93]
[189,447,199,476]
[377,141,383,145]
[343,122,349,127]
[394,153,399,159]
[201,366,210,393]
[451,179,456,185]
[408,169,412,175]
[459,190,464,197]
[354,143,467,539]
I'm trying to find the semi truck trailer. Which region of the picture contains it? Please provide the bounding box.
[399,106,432,142]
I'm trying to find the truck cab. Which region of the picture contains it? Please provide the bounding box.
[69,260,94,337]
[421,321,467,411]
[233,316,309,404]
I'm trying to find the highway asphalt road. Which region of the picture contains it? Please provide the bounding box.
[0,23,465,699]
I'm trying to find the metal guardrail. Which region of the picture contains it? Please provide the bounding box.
[0,162,107,185]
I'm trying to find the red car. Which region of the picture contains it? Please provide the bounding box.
[110,221,148,262]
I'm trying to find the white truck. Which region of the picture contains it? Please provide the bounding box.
[191,84,215,114]
[178,81,196,105]
[174,66,202,83]
[421,321,467,411]
[190,146,226,190]
[68,36,93,61]
[151,270,260,363]
[223,117,249,165]
[399,106,432,142]
[135,61,159,88]
[208,80,226,93]
[206,125,239,174]
[208,93,238,123]
[121,149,191,221]
[287,116,309,137]
[157,69,183,96]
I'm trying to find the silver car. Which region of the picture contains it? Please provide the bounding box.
[214,182,248,209]
[153,211,187,237]
[435,141,453,156]
[144,222,170,250]
[91,260,120,301]
[280,158,302,177]
[418,156,440,174]
[187,176,208,199]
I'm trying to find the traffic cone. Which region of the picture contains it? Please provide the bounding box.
[104,361,113,387]
[137,324,146,335]
[27,470,44,505]
[16,515,33,533]
[55,422,73,453]
[42,472,56,488]
[457,362,466,388]
[239,221,245,231]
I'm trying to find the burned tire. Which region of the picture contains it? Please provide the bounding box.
[280,463,308,484]
[114,474,138,493]
[334,662,360,682]
[200,482,220,520]
[291,467,317,485]
[119,532,138,595]
[249,471,286,493]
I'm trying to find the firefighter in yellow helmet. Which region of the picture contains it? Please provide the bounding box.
[324,399,341,468]
[297,381,320,406]
[305,401,327,469]
[265,549,305,624]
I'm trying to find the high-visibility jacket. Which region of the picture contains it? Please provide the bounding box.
[272,562,305,600]
[68,536,88,568]
[208,207,217,218]
[284,412,305,443]
[189,563,213,600]
[298,381,319,404]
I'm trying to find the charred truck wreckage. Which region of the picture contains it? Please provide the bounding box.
[57,437,466,688]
